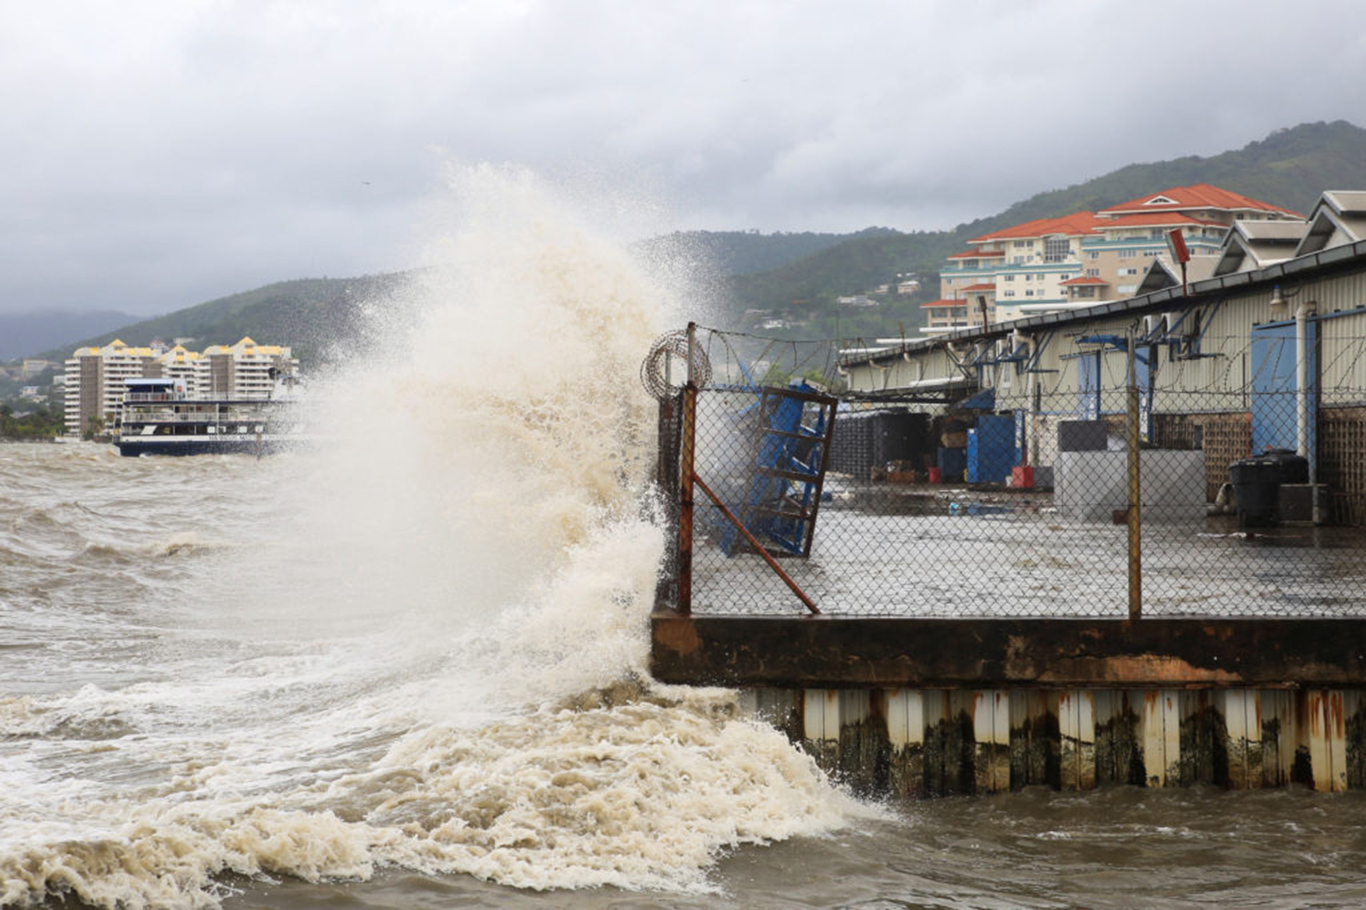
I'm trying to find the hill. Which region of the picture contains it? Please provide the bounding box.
[723,119,1366,339]
[38,273,410,366]
[633,227,895,277]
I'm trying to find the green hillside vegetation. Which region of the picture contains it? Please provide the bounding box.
[724,119,1366,341]
[635,227,896,277]
[0,404,63,440]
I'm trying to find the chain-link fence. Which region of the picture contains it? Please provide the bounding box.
[649,324,1366,618]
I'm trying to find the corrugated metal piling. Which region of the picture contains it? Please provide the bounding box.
[657,615,1366,795]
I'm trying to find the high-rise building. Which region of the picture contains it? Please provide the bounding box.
[63,340,157,437]
[192,337,297,399]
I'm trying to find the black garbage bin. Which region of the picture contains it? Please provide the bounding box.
[1230,449,1309,527]
[1262,448,1309,484]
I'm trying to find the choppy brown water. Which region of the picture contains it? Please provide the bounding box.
[222,787,1366,910]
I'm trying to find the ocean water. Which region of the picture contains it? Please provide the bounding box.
[5,171,1366,909]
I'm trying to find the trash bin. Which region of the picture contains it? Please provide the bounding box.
[1261,448,1309,484]
[1230,449,1309,527]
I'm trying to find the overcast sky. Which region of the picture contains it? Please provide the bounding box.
[3,1,1363,317]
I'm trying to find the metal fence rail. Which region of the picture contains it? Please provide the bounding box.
[649,324,1366,619]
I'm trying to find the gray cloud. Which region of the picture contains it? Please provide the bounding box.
[1,0,1361,316]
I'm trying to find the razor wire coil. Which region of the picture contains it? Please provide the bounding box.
[641,330,713,400]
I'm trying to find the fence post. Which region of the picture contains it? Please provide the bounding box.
[1127,335,1142,621]
[677,322,697,615]
[654,393,680,612]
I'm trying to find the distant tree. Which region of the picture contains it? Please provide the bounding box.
[0,404,63,439]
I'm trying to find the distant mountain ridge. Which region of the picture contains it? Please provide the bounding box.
[0,310,137,361]
[634,227,897,278]
[18,120,1366,362]
[35,273,409,366]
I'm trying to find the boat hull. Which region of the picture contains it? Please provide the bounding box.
[113,436,304,457]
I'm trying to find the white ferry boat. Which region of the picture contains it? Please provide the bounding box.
[113,376,307,457]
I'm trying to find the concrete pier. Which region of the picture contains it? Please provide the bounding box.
[654,613,1366,795]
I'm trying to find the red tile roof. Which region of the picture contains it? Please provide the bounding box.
[1060,276,1109,286]
[969,211,1105,243]
[1096,213,1226,229]
[948,249,1005,259]
[921,298,969,308]
[961,283,997,292]
[1099,184,1302,218]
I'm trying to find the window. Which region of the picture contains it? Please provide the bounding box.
[1085,268,1100,277]
[1044,236,1070,262]
[1003,290,1016,297]
[1012,256,1026,265]
[1119,267,1139,276]
[1025,290,1035,297]
[1013,240,1030,249]
[1087,250,1101,260]
[1118,284,1137,294]
[1004,274,1016,281]
[1117,248,1138,258]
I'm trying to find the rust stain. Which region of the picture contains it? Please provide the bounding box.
[653,617,701,656]
[1041,655,1243,686]
[1201,622,1238,642]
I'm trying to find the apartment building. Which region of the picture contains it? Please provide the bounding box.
[930,185,1301,330]
[193,337,297,400]
[63,340,158,437]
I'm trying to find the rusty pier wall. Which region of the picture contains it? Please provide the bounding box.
[652,614,1366,795]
